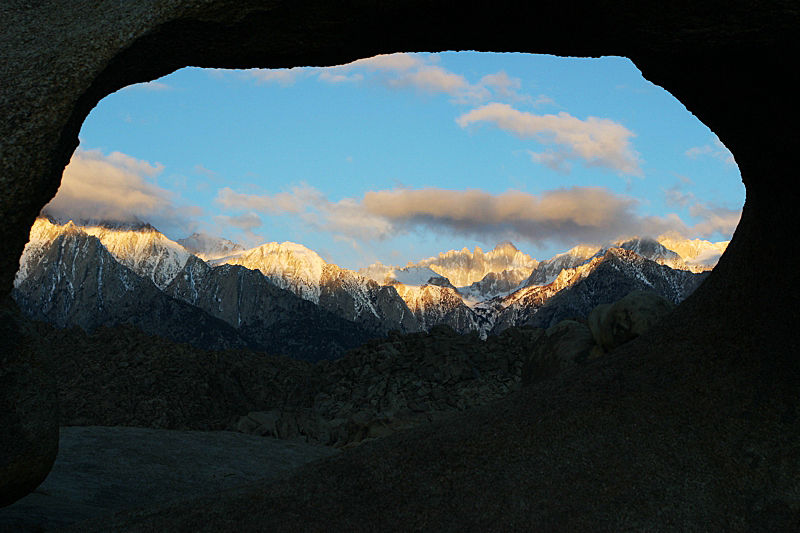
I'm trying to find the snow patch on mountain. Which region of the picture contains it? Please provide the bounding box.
[457,269,531,306]
[521,244,602,287]
[388,266,452,288]
[612,236,687,271]
[15,216,81,286]
[686,248,725,269]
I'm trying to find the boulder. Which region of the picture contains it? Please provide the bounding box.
[591,290,676,353]
[0,297,59,508]
[522,320,596,386]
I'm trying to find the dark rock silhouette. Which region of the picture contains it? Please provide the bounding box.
[0,297,59,508]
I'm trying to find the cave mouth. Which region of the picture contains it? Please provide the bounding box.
[51,52,743,274]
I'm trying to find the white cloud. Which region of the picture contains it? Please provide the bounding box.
[457,103,642,176]
[43,147,200,236]
[663,183,696,207]
[193,163,217,179]
[388,65,471,93]
[686,136,736,166]
[317,71,364,84]
[661,177,742,239]
[214,212,263,231]
[338,53,426,71]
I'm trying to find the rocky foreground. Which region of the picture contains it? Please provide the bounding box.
[41,290,672,451]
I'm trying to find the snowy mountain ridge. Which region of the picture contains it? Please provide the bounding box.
[16,216,726,342]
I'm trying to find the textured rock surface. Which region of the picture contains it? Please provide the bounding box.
[38,321,533,448]
[43,323,321,432]
[0,297,59,508]
[2,0,799,529]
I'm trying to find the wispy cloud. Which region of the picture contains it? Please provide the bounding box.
[457,103,643,176]
[247,67,307,86]
[43,147,201,236]
[686,136,736,166]
[688,203,742,238]
[245,53,544,106]
[661,177,742,238]
[123,80,173,91]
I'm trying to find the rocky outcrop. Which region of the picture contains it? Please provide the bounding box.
[521,320,594,385]
[0,297,59,508]
[520,290,677,385]
[588,290,676,354]
[41,320,537,449]
[42,322,322,432]
[235,324,534,448]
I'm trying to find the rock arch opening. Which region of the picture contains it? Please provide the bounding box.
[14,53,745,354]
[2,3,798,528]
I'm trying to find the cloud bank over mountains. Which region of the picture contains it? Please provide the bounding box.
[44,142,740,263]
[214,183,739,251]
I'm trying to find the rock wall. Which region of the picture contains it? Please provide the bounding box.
[2,0,799,528]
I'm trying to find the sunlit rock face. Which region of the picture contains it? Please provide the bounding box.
[2,1,799,529]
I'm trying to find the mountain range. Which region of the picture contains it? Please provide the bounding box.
[12,215,727,361]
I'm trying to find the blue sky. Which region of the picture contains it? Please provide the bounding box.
[48,52,743,270]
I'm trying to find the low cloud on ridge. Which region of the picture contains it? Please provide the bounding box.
[43,147,201,236]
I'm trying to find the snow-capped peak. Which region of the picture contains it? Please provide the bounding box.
[657,232,729,271]
[211,241,328,302]
[79,223,192,290]
[521,243,602,287]
[414,242,538,287]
